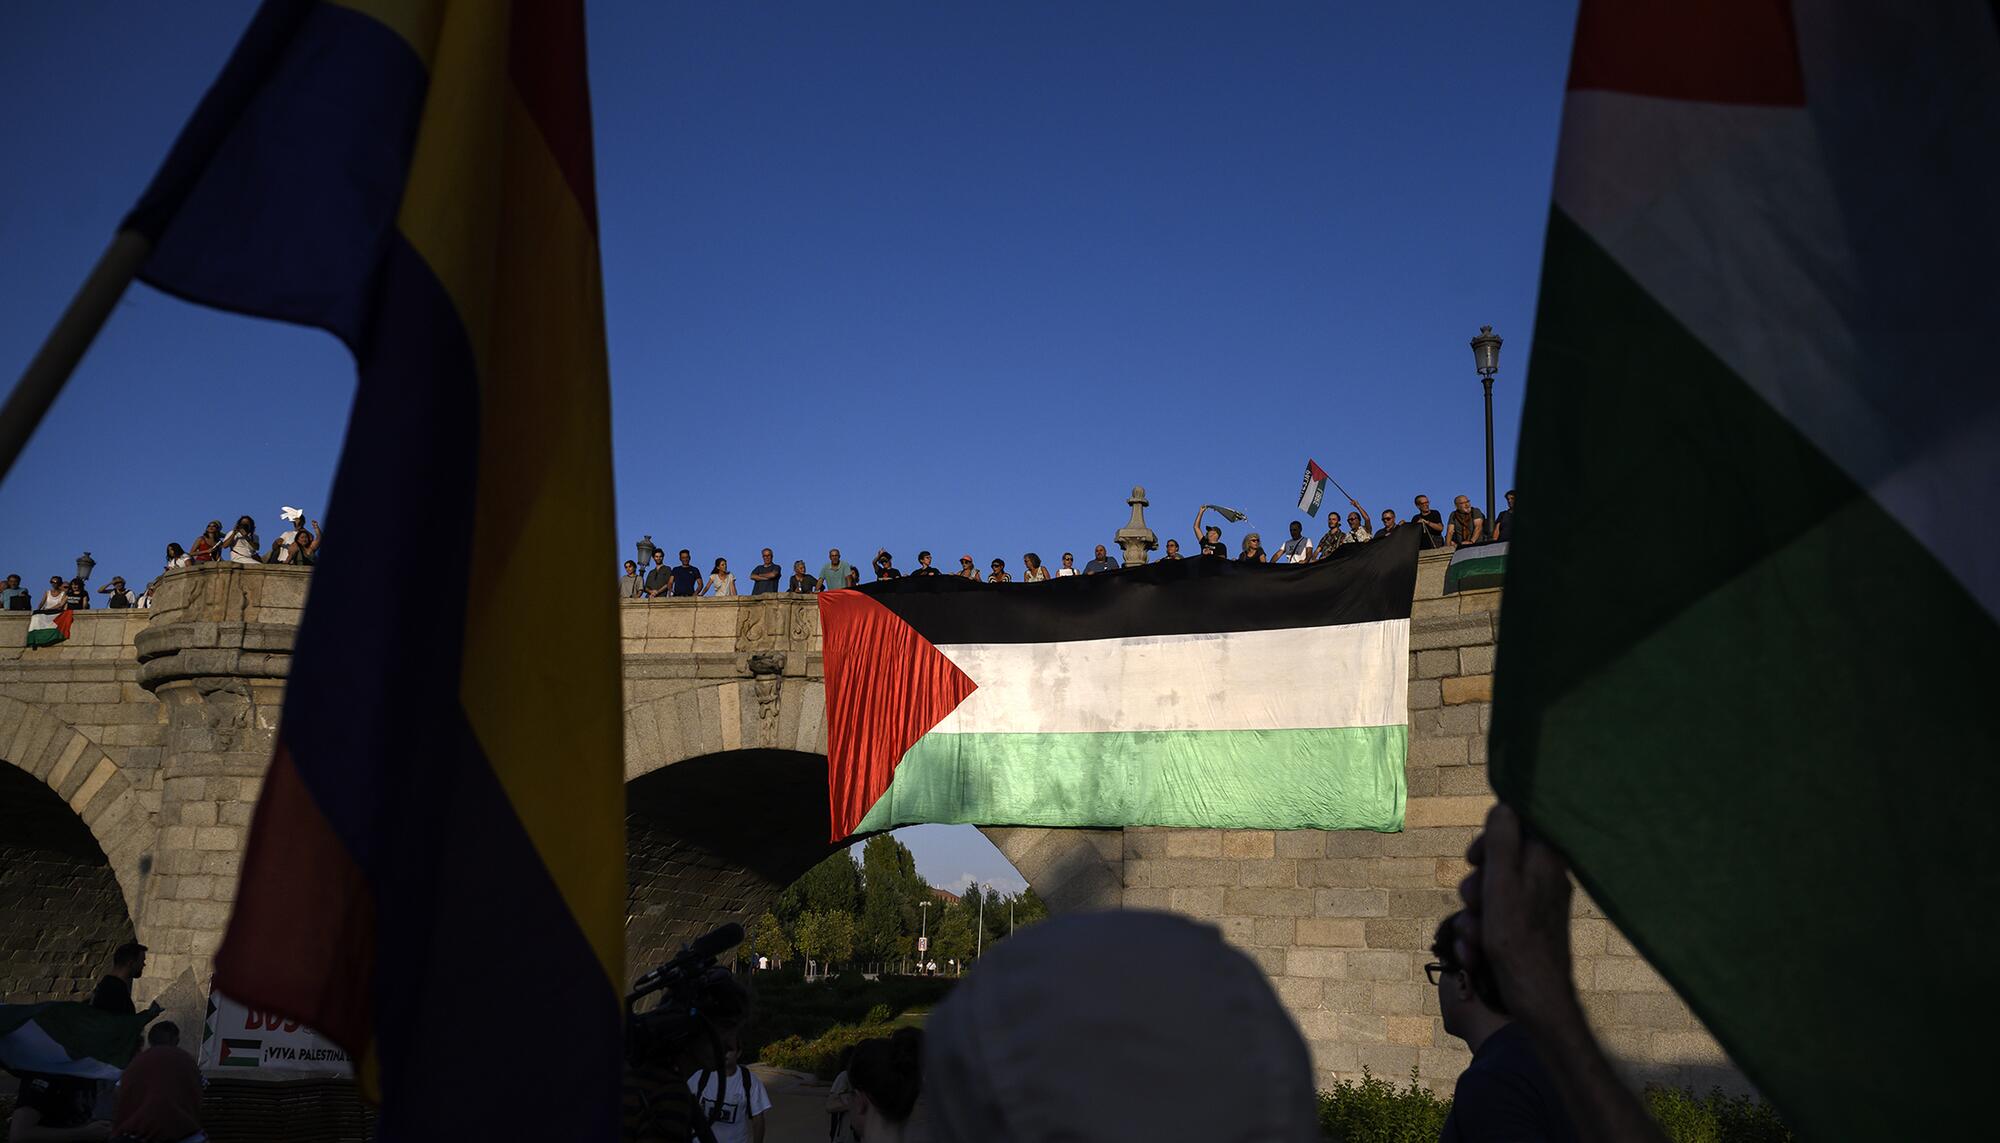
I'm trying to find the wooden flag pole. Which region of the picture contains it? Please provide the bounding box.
[0,230,153,486]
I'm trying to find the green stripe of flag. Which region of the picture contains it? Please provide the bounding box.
[1493,210,2000,1138]
[1444,554,1505,593]
[857,725,1406,833]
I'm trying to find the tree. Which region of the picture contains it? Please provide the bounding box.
[982,886,1047,947]
[929,899,976,969]
[777,851,863,926]
[1011,886,1050,930]
[857,835,926,964]
[794,909,856,973]
[750,911,791,967]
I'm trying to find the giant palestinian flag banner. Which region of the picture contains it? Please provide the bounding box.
[1491,2,1998,1138]
[820,526,1419,840]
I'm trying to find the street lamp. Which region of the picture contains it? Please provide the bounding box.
[75,552,95,584]
[1469,326,1503,522]
[919,899,931,974]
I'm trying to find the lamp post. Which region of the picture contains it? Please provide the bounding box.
[75,552,95,584]
[919,899,931,974]
[1469,326,1503,522]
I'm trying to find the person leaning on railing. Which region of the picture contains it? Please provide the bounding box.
[1447,494,1486,547]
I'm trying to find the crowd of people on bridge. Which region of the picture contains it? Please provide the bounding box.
[3,510,321,618]
[4,486,1517,622]
[615,489,1517,598]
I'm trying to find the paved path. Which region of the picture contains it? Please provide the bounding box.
[749,1064,837,1143]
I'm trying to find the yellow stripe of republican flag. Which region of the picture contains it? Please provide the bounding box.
[356,0,625,992]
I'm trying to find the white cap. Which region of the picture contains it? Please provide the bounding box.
[924,910,1318,1142]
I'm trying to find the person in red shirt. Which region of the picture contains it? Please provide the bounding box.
[112,1022,203,1143]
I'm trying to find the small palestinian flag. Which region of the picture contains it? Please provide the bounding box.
[1297,459,1330,516]
[1443,541,1506,594]
[0,1002,150,1080]
[218,1038,263,1067]
[25,610,72,648]
[819,526,1420,840]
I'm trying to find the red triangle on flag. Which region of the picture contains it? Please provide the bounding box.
[1567,0,1804,107]
[818,589,977,841]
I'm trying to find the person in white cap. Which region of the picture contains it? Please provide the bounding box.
[923,911,1319,1142]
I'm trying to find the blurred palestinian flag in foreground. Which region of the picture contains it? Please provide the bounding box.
[821,527,1421,840]
[1492,2,1998,1138]
[0,1003,149,1080]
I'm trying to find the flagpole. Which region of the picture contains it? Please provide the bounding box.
[0,230,152,486]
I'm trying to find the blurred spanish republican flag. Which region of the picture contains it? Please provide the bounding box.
[123,2,623,1136]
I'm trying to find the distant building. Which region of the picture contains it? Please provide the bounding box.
[927,886,961,906]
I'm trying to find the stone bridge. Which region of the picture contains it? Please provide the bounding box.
[0,554,1740,1093]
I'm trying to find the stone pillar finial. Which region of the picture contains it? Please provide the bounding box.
[1115,486,1158,566]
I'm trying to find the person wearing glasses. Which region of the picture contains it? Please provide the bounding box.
[750,548,783,595]
[1427,913,1578,1142]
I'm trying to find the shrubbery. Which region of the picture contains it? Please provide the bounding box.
[739,971,955,1066]
[1642,1086,1794,1143]
[1313,1070,1793,1143]
[759,1019,894,1079]
[1317,1070,1449,1143]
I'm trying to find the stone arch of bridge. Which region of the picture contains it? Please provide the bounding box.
[0,697,144,1003]
[0,694,150,919]
[618,677,1117,983]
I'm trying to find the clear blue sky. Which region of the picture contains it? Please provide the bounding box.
[0,2,1577,894]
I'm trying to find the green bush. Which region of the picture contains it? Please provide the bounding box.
[758,1018,897,1079]
[739,972,955,1061]
[1317,1069,1450,1143]
[1644,1086,1793,1143]
[1309,1072,1791,1143]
